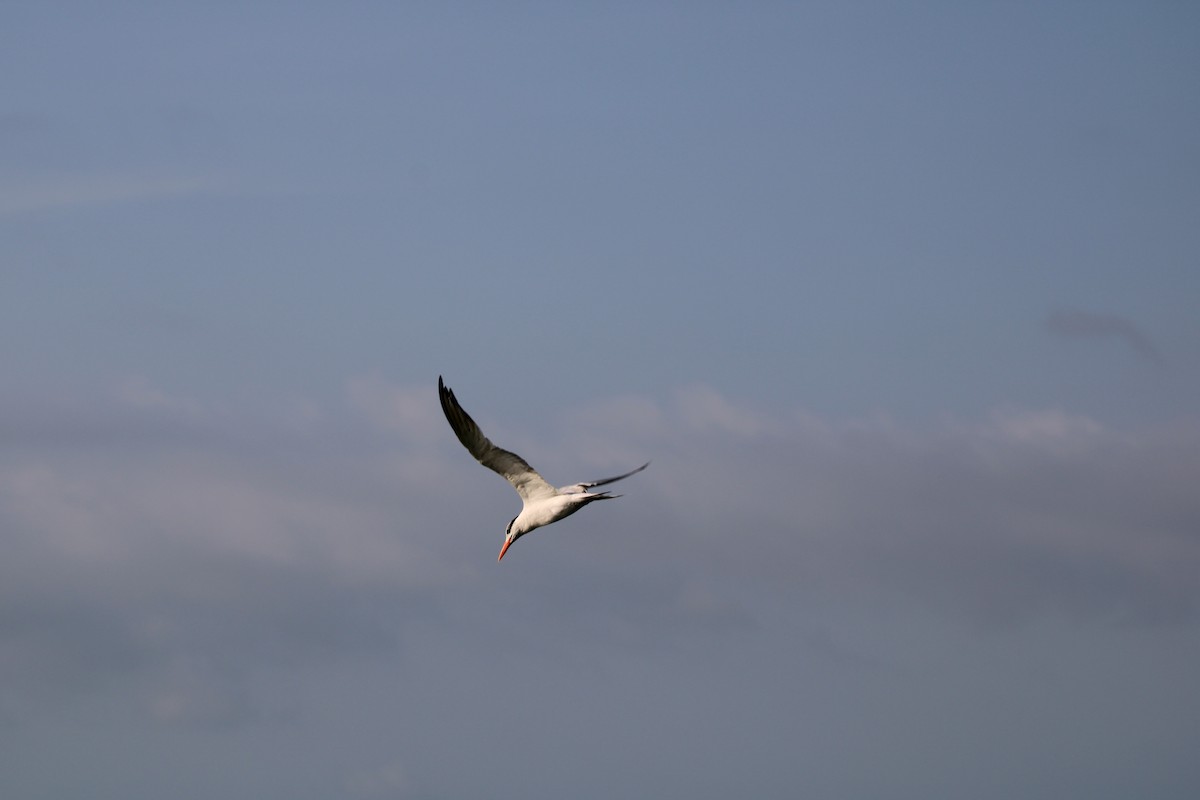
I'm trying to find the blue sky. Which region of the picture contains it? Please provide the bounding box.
[2,3,1199,799]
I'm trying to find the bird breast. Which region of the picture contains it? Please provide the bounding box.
[517,494,587,532]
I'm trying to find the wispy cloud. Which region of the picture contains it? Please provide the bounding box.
[1045,308,1161,361]
[346,374,445,443]
[0,171,225,216]
[113,376,212,422]
[346,760,412,797]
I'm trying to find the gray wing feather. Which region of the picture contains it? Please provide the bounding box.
[438,376,558,503]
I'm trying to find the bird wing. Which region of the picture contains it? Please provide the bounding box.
[438,376,558,503]
[558,461,650,495]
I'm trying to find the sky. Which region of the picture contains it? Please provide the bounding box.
[2,2,1199,798]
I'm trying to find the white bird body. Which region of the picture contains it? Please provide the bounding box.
[513,492,593,531]
[438,376,648,561]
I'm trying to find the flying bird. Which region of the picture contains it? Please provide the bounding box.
[438,375,648,562]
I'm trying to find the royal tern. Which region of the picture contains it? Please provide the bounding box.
[438,376,648,562]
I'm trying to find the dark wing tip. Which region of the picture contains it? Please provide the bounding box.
[437,375,483,454]
[438,375,458,412]
[582,460,651,490]
[438,378,457,416]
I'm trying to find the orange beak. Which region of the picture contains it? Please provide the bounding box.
[497,538,513,562]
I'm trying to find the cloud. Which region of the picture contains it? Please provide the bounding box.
[674,385,771,436]
[346,761,412,797]
[0,382,470,729]
[553,390,1200,628]
[113,376,212,422]
[347,374,446,443]
[1,380,1197,741]
[0,171,225,216]
[1045,308,1161,361]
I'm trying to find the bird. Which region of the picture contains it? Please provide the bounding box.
[438,375,648,562]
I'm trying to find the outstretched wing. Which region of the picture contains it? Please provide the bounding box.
[558,461,650,495]
[438,376,558,503]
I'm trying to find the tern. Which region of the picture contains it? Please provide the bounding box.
[438,376,648,562]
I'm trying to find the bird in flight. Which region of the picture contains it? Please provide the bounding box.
[438,376,648,562]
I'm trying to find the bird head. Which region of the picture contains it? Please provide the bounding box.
[498,516,522,562]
